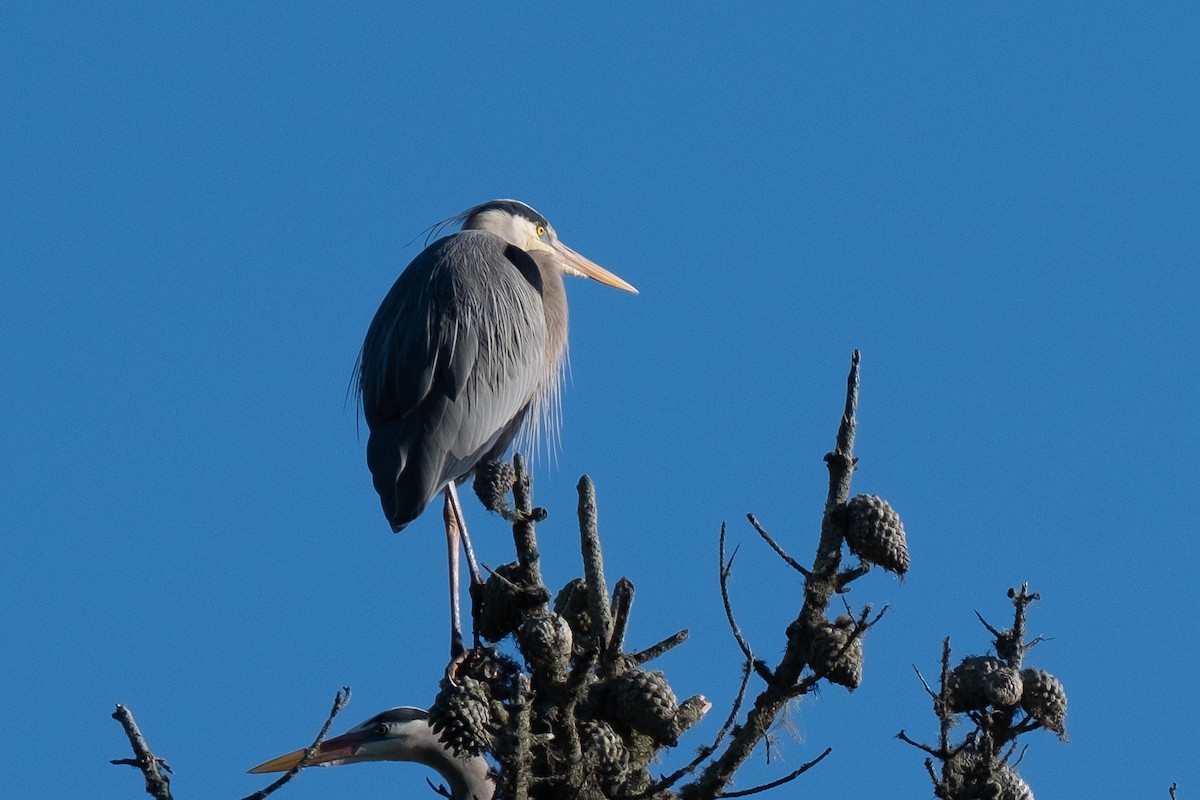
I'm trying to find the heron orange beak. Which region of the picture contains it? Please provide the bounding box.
[247,729,370,774]
[552,240,638,294]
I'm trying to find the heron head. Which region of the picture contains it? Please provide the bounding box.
[461,199,638,294]
[248,706,495,800]
[248,706,434,773]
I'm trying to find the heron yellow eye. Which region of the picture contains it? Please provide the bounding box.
[536,225,546,237]
[374,723,389,736]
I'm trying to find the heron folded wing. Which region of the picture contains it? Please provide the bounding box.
[360,230,549,530]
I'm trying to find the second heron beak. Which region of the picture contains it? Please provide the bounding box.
[247,730,367,774]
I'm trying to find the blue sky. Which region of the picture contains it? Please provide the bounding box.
[2,3,1197,798]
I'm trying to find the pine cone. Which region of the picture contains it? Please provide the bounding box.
[553,578,594,650]
[946,656,1023,711]
[844,494,909,575]
[944,750,984,794]
[518,612,573,681]
[477,563,534,642]
[430,676,494,757]
[984,664,1023,708]
[596,667,679,745]
[579,720,629,791]
[990,764,1035,800]
[810,618,864,690]
[472,459,515,513]
[945,752,1034,800]
[1020,668,1067,739]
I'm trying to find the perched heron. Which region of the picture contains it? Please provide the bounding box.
[248,706,495,800]
[356,199,637,658]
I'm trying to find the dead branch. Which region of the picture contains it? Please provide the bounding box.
[110,704,173,800]
[240,687,352,800]
[608,577,635,656]
[717,747,832,797]
[630,629,690,665]
[718,524,773,683]
[745,514,809,578]
[680,351,864,800]
[578,475,614,669]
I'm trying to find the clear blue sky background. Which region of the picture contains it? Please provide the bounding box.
[3,4,1197,798]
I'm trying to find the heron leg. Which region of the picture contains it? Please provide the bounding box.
[445,481,484,586]
[445,482,485,662]
[442,489,466,663]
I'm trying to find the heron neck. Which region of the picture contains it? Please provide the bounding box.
[411,738,495,800]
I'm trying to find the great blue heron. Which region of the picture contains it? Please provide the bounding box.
[248,706,494,800]
[356,199,637,658]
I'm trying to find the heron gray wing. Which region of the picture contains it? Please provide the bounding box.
[359,231,547,530]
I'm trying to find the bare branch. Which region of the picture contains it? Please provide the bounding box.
[110,704,173,800]
[859,603,888,630]
[896,729,942,758]
[835,563,871,591]
[511,454,546,591]
[630,629,690,665]
[240,687,352,800]
[938,637,952,752]
[608,576,635,656]
[922,757,938,788]
[717,747,832,797]
[1006,742,1029,768]
[912,664,938,701]
[746,514,809,577]
[718,523,773,683]
[577,475,613,667]
[974,609,1003,640]
[681,351,862,800]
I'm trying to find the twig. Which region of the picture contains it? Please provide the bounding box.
[746,514,809,577]
[938,637,952,752]
[912,664,938,701]
[921,758,939,788]
[631,629,690,665]
[858,604,888,631]
[111,704,173,800]
[240,687,352,800]
[896,729,942,758]
[834,563,871,591]
[716,659,754,755]
[974,609,1003,640]
[718,524,773,683]
[789,675,821,698]
[1009,715,1042,737]
[717,747,832,797]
